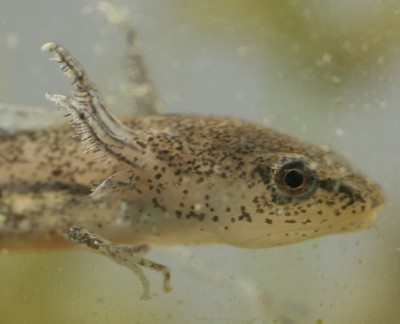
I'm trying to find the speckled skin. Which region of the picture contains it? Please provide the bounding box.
[0,33,384,299]
[0,112,384,249]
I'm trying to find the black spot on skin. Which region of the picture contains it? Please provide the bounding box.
[136,141,147,149]
[204,169,214,176]
[252,165,270,185]
[265,218,273,224]
[238,206,252,222]
[285,219,296,224]
[212,216,219,222]
[152,198,167,212]
[185,211,205,221]
[52,168,62,176]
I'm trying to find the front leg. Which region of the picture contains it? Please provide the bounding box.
[66,226,171,300]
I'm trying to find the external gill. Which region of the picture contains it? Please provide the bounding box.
[96,1,164,114]
[41,42,141,167]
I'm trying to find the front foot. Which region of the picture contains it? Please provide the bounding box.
[65,226,171,299]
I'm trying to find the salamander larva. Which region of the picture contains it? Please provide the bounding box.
[0,19,384,299]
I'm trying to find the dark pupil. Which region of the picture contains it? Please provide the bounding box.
[284,169,304,189]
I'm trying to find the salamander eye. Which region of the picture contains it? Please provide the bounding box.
[272,156,318,200]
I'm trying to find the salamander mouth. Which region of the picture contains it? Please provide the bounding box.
[371,196,384,209]
[369,183,385,209]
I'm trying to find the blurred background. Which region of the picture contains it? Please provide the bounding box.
[0,0,399,323]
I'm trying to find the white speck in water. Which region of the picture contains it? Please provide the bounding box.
[377,56,386,65]
[234,92,244,101]
[6,33,19,50]
[302,9,311,20]
[303,124,311,134]
[361,42,370,51]
[321,53,332,65]
[335,128,345,137]
[385,29,394,38]
[316,53,333,68]
[335,97,343,106]
[237,46,249,57]
[93,44,105,55]
[165,93,182,104]
[0,214,6,228]
[262,115,274,127]
[342,40,353,51]
[96,1,129,25]
[290,42,300,52]
[169,59,179,69]
[330,75,342,85]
